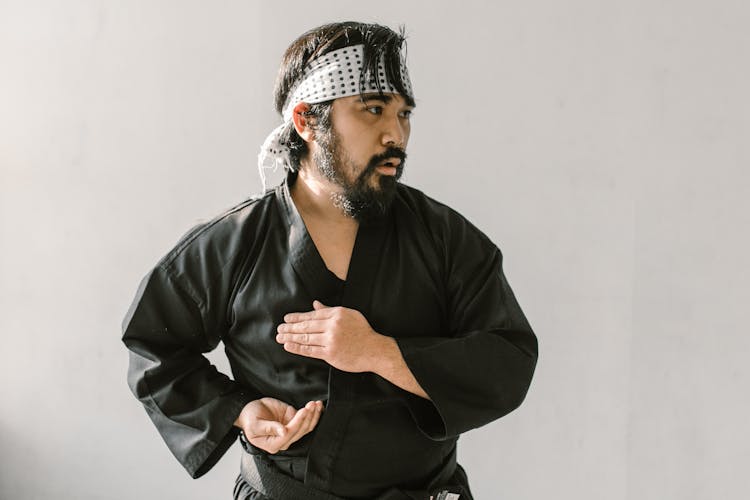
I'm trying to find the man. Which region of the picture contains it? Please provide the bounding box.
[123,22,537,500]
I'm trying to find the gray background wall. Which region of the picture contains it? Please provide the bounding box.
[1,1,748,499]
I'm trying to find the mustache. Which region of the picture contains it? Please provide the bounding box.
[368,147,407,168]
[364,147,407,179]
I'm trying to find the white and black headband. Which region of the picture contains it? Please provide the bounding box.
[257,43,413,190]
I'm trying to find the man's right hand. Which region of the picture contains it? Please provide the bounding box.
[234,397,323,454]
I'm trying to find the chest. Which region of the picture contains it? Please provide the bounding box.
[229,218,449,341]
[304,219,358,281]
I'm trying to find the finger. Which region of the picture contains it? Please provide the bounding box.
[276,331,326,346]
[302,401,324,435]
[282,342,327,359]
[258,397,295,420]
[282,403,297,425]
[271,402,324,452]
[248,435,281,454]
[246,418,286,440]
[277,406,311,450]
[284,308,334,323]
[280,403,316,449]
[286,401,322,448]
[284,405,310,432]
[312,300,329,310]
[251,430,295,454]
[297,401,319,436]
[277,320,327,335]
[288,402,321,449]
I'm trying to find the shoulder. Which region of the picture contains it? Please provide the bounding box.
[394,183,499,255]
[157,189,281,276]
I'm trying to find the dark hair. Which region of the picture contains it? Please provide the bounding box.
[272,22,414,170]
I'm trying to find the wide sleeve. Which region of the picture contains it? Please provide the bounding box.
[396,214,538,440]
[122,260,258,478]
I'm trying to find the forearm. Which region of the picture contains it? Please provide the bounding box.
[370,334,430,400]
[276,303,430,399]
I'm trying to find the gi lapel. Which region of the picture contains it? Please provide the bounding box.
[303,201,392,493]
[323,213,390,408]
[340,213,390,317]
[278,173,343,302]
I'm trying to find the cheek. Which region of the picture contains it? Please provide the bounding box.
[333,118,368,146]
[342,130,375,158]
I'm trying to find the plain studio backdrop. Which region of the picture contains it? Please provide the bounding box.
[1,1,748,499]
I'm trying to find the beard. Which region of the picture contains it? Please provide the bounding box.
[312,130,406,222]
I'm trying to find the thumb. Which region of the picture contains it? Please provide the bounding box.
[249,418,286,439]
[313,300,328,310]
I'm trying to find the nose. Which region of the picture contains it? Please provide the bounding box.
[381,115,407,148]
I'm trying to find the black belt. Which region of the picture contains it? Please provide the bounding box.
[239,451,470,500]
[240,451,346,500]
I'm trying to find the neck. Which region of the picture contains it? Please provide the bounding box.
[290,160,358,228]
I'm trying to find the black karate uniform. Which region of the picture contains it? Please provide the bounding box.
[122,173,538,499]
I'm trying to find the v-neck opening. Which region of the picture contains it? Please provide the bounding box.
[279,173,356,296]
[325,267,347,286]
[278,171,392,304]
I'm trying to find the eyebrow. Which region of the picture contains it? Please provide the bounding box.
[359,93,416,107]
[360,94,393,104]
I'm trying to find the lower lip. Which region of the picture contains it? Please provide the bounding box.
[376,166,398,176]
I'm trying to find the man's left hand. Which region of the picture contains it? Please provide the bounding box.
[276,301,385,373]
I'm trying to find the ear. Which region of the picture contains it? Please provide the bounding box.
[291,102,315,143]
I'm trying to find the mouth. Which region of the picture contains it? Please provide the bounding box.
[375,157,401,176]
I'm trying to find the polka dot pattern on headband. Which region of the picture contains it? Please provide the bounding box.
[281,44,413,119]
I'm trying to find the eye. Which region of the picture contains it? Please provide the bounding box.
[399,109,413,119]
[365,106,383,115]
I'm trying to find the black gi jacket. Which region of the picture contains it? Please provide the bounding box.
[122,174,537,498]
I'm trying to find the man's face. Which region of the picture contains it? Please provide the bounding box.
[312,93,414,220]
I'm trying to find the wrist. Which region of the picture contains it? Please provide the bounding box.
[369,333,400,377]
[234,400,254,429]
[234,409,244,429]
